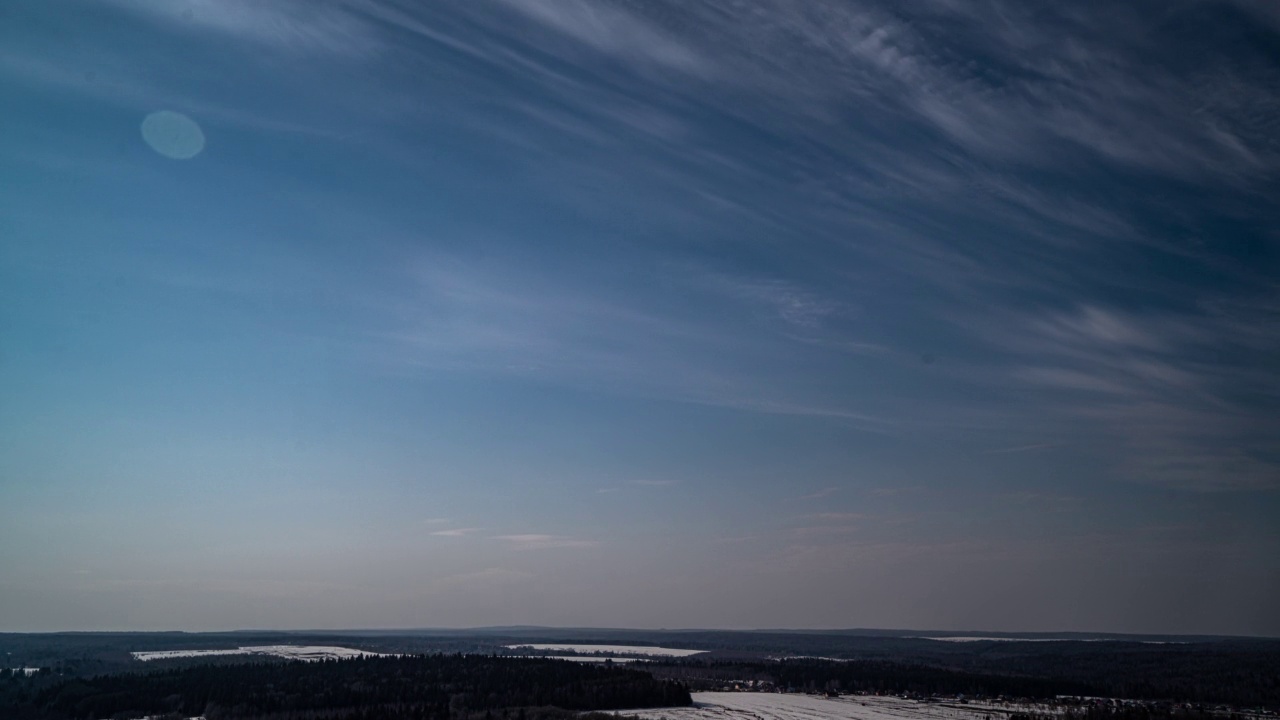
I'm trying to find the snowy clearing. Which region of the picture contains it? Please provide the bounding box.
[773,656,853,662]
[132,645,384,662]
[540,656,638,663]
[507,644,705,657]
[918,637,1177,644]
[613,691,1066,720]
[920,636,1097,643]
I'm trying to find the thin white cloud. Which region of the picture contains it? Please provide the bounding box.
[808,512,865,522]
[100,0,379,56]
[792,524,862,537]
[706,274,842,329]
[375,258,895,429]
[491,534,599,550]
[800,487,839,500]
[973,302,1280,491]
[52,0,1276,495]
[868,486,923,497]
[430,528,481,537]
[494,0,713,76]
[983,443,1061,455]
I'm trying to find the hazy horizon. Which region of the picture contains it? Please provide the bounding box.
[2,0,1278,636]
[4,625,1272,639]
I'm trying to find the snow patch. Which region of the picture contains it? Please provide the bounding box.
[615,691,1066,720]
[507,644,705,657]
[917,637,1178,644]
[132,645,384,662]
[539,656,638,663]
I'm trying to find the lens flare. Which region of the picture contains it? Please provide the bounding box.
[141,110,205,160]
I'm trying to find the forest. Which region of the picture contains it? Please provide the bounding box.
[2,631,1276,717]
[643,656,1280,709]
[0,654,692,720]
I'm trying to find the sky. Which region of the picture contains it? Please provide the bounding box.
[1,0,1278,636]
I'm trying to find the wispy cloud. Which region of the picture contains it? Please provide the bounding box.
[800,487,839,500]
[493,0,713,77]
[808,512,865,522]
[43,0,1278,496]
[372,258,895,428]
[984,443,1061,455]
[868,486,923,498]
[1000,492,1081,513]
[705,274,842,330]
[430,528,481,538]
[971,302,1280,491]
[101,0,379,55]
[6,0,1280,635]
[491,534,599,551]
[792,524,862,538]
[595,480,674,495]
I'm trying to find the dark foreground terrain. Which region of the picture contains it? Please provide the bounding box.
[644,650,1280,709]
[0,654,691,720]
[2,629,1277,718]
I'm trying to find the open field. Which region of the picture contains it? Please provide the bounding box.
[508,644,706,657]
[916,637,1179,644]
[617,692,1063,720]
[541,656,639,663]
[132,645,384,662]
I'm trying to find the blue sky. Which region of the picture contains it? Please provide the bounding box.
[1,0,1278,635]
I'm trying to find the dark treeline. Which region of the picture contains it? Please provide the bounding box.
[958,646,1280,709]
[0,654,691,720]
[5,632,1277,709]
[771,659,1093,698]
[1016,704,1264,720]
[648,659,1094,697]
[646,658,1279,709]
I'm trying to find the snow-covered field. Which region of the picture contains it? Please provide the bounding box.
[540,656,638,663]
[507,644,706,657]
[921,637,1076,643]
[132,645,384,662]
[918,637,1177,644]
[6,668,42,676]
[616,692,1061,720]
